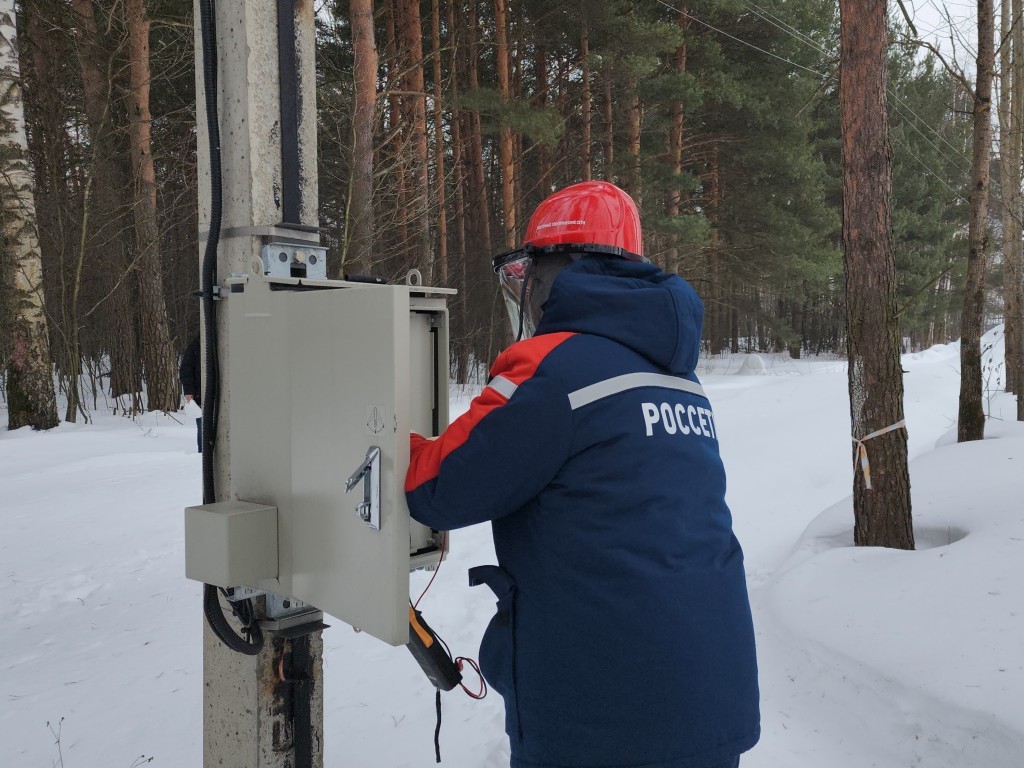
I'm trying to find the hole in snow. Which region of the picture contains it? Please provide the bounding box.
[913,526,969,550]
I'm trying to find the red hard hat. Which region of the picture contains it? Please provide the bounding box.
[523,181,643,260]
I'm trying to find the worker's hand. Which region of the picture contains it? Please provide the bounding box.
[185,395,194,403]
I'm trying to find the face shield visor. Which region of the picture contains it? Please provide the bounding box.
[493,247,580,341]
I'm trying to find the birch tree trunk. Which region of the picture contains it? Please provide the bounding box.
[126,0,179,412]
[958,0,995,442]
[839,0,913,548]
[348,0,377,275]
[1,1,58,430]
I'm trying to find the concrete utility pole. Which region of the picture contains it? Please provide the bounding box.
[193,3,324,766]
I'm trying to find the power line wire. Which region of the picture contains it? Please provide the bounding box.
[652,0,831,79]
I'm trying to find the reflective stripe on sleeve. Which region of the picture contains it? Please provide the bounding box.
[567,372,707,410]
[487,375,518,400]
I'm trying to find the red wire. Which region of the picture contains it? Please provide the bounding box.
[413,531,447,609]
[456,657,487,700]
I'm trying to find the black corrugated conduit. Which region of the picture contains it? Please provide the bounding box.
[198,0,262,656]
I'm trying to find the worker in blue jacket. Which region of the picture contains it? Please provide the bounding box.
[406,181,759,768]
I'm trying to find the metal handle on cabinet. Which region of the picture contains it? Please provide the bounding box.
[345,446,381,530]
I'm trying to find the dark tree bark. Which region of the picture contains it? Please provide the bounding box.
[580,25,591,182]
[839,0,914,549]
[430,0,447,284]
[1006,0,1024,411]
[958,0,995,442]
[447,0,469,381]
[71,0,141,412]
[602,64,614,180]
[494,0,516,248]
[666,10,687,269]
[465,2,490,254]
[399,0,430,274]
[624,75,641,199]
[125,0,179,412]
[707,144,725,352]
[348,0,377,275]
[383,0,408,274]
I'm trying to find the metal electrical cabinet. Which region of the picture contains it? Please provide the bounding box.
[185,274,452,646]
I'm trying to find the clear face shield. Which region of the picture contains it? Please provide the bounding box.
[494,249,577,341]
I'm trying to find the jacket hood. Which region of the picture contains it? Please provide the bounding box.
[535,257,704,374]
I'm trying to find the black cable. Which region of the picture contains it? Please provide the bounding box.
[198,0,261,657]
[434,688,442,763]
[293,636,314,768]
[199,0,220,503]
[204,586,263,655]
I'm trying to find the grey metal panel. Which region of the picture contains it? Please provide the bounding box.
[225,284,293,596]
[184,501,279,587]
[285,285,409,645]
[211,278,451,646]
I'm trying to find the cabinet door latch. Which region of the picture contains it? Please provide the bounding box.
[345,446,382,530]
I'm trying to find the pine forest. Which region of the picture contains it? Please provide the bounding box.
[0,0,1018,422]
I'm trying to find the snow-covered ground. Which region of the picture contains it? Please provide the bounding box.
[2,327,1022,767]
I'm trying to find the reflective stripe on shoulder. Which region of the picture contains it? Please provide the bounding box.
[487,375,518,400]
[567,372,707,410]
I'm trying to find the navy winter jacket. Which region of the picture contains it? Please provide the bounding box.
[406,257,760,768]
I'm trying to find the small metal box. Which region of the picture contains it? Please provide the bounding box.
[185,501,279,587]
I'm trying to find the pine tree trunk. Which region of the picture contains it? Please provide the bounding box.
[125,0,179,412]
[666,12,687,269]
[71,0,141,409]
[708,144,726,353]
[464,0,493,366]
[1,0,58,430]
[602,65,614,180]
[533,42,552,192]
[1000,0,1021,397]
[447,0,469,381]
[958,0,995,443]
[624,75,641,200]
[1007,0,1024,411]
[348,0,377,275]
[494,0,516,248]
[839,0,913,549]
[580,26,591,182]
[384,0,408,274]
[430,0,448,284]
[399,0,431,274]
[465,5,490,253]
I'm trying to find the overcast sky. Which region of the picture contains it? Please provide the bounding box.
[897,0,981,67]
